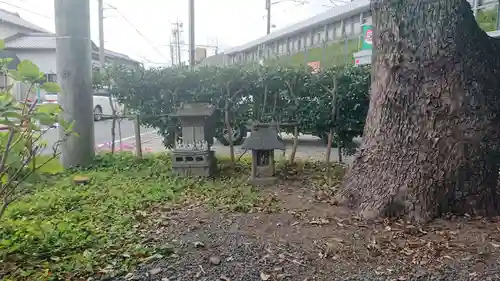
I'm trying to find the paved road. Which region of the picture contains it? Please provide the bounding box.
[42,119,157,154]
[139,132,353,163]
[43,121,353,163]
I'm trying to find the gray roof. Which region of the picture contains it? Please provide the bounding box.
[197,53,226,67]
[5,32,54,49]
[170,103,216,117]
[0,8,48,33]
[4,33,138,63]
[104,49,134,61]
[225,0,370,55]
[242,127,285,151]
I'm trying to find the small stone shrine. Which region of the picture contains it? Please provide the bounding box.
[242,123,285,185]
[170,103,216,177]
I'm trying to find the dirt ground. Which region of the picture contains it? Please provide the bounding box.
[112,166,500,281]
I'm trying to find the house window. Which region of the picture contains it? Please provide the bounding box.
[345,18,353,35]
[364,16,372,25]
[45,74,57,83]
[363,11,372,25]
[328,24,335,41]
[335,22,343,38]
[352,17,360,35]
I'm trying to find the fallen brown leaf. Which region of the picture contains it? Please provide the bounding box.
[260,271,271,280]
[309,218,330,225]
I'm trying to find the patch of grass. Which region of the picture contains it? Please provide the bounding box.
[0,152,262,280]
[267,38,360,68]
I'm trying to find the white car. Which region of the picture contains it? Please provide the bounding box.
[43,90,123,121]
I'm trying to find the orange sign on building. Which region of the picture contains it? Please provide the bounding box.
[307,61,321,73]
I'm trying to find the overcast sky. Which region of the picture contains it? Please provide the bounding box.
[2,0,342,65]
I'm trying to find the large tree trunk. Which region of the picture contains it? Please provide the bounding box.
[338,0,500,222]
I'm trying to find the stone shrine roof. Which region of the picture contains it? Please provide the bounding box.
[170,103,216,117]
[242,127,285,151]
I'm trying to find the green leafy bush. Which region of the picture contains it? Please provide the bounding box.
[0,57,73,219]
[309,65,371,147]
[109,64,370,153]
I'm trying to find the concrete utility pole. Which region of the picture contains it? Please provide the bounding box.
[188,0,195,69]
[265,0,308,35]
[98,0,105,72]
[266,0,271,34]
[55,0,95,168]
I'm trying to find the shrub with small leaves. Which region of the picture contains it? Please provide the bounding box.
[109,64,370,153]
[0,52,73,218]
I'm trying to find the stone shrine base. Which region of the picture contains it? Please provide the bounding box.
[171,150,216,177]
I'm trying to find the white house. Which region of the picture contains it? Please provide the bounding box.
[4,32,139,80]
[0,8,138,99]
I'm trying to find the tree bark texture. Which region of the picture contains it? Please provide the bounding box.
[339,0,500,222]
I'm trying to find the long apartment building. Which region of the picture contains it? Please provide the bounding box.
[218,0,500,67]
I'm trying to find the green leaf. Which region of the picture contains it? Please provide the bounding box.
[17,60,43,82]
[0,93,13,108]
[36,103,63,114]
[0,40,4,50]
[33,156,63,174]
[0,117,15,126]
[59,118,74,132]
[40,82,61,93]
[8,70,22,81]
[28,122,41,131]
[32,113,57,126]
[1,111,23,120]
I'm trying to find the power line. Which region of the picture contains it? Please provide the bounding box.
[0,0,155,65]
[105,3,169,62]
[324,0,353,8]
[0,1,53,19]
